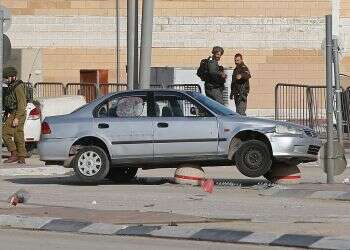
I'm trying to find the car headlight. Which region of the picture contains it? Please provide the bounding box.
[275,125,303,135]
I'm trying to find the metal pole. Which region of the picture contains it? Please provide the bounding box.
[127,0,136,90]
[332,0,340,37]
[139,0,154,89]
[0,10,3,163]
[325,15,335,183]
[134,0,139,89]
[333,38,344,146]
[115,0,120,84]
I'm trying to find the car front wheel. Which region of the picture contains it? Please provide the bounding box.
[234,140,272,178]
[72,146,110,183]
[107,167,138,183]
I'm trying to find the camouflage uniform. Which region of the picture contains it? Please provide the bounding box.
[2,67,27,163]
[230,63,251,116]
[205,57,225,105]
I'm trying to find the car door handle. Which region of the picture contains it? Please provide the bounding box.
[98,123,109,129]
[157,122,169,128]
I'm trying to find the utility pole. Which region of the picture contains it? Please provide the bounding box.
[115,0,120,84]
[325,15,335,184]
[133,0,139,89]
[139,0,154,89]
[127,0,136,90]
[332,0,340,37]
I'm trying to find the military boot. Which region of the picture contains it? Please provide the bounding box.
[17,157,26,164]
[4,151,18,164]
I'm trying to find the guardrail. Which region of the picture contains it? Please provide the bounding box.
[275,82,350,138]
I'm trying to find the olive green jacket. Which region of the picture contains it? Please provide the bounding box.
[12,82,27,119]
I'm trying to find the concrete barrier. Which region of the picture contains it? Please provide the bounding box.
[174,164,205,186]
[264,163,301,185]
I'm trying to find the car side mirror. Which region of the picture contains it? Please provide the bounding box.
[190,106,198,116]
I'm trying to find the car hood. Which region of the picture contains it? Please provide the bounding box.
[221,115,310,131]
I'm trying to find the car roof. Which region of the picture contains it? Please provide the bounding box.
[105,88,195,97]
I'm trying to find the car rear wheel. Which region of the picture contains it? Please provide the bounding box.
[234,140,272,178]
[106,167,138,183]
[72,146,110,183]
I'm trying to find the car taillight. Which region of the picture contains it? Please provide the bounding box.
[28,107,41,120]
[41,122,51,135]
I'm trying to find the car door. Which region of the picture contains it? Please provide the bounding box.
[94,92,154,161]
[153,91,219,159]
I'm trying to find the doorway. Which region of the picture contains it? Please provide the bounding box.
[80,70,108,101]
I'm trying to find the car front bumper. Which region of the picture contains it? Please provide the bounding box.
[268,134,322,162]
[38,138,76,162]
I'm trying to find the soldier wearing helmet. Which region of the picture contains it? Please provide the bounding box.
[2,66,27,164]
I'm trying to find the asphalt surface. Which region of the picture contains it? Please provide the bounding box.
[0,229,299,250]
[1,157,350,249]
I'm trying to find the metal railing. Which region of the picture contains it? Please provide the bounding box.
[32,82,204,102]
[275,82,350,138]
[34,82,65,98]
[66,83,97,102]
[167,84,202,93]
[275,83,311,127]
[100,83,128,94]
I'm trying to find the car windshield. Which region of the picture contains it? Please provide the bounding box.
[188,92,237,116]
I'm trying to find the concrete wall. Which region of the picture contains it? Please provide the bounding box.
[2,0,350,113]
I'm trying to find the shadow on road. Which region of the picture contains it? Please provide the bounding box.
[5,176,271,189]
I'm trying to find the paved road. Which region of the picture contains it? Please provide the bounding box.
[1,160,350,248]
[0,229,298,250]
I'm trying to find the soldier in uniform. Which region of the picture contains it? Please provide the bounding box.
[203,46,227,104]
[2,66,27,164]
[230,53,251,116]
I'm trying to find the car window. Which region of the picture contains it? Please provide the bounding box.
[154,94,209,117]
[97,95,148,118]
[188,91,237,116]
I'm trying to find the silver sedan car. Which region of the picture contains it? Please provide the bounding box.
[38,89,321,183]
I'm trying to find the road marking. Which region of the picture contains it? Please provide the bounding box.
[40,219,92,232]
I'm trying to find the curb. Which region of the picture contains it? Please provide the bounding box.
[0,214,349,249]
[260,189,350,202]
[0,166,72,176]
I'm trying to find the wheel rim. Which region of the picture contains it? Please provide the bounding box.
[77,151,103,177]
[244,148,264,170]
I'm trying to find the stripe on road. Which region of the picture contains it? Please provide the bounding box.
[40,219,92,232]
[270,234,323,248]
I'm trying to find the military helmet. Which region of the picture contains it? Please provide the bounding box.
[3,66,18,78]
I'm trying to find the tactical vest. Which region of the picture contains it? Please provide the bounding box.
[3,81,31,112]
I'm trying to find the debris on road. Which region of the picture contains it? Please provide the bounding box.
[8,189,30,206]
[343,177,350,184]
[144,203,155,207]
[91,200,97,205]
[200,179,214,193]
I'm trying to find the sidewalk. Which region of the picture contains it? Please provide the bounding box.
[0,155,71,176]
[0,212,349,250]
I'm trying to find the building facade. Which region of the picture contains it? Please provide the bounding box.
[2,0,350,115]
